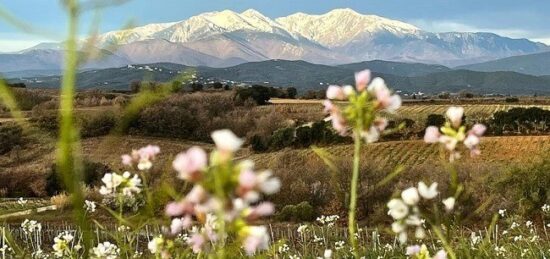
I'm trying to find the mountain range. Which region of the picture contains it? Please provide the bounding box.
[1,8,549,72]
[12,60,550,95]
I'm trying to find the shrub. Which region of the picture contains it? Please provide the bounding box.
[276,202,317,222]
[80,112,117,138]
[493,157,550,216]
[426,114,445,127]
[269,127,295,150]
[250,134,268,152]
[505,97,519,103]
[490,107,550,135]
[10,89,51,110]
[46,160,110,195]
[0,123,23,154]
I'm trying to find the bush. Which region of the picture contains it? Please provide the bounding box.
[494,157,550,216]
[490,107,550,135]
[250,135,268,152]
[51,193,71,210]
[505,97,519,103]
[80,112,117,138]
[0,123,23,154]
[426,114,445,127]
[46,160,110,195]
[276,202,317,222]
[12,89,51,110]
[269,127,295,150]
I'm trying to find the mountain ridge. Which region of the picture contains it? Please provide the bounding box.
[3,8,548,70]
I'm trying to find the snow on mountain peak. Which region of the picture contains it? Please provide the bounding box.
[276,8,420,47]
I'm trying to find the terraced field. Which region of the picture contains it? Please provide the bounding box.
[249,135,550,171]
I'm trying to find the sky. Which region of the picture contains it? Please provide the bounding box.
[0,0,549,52]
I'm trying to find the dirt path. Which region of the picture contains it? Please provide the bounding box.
[0,205,57,220]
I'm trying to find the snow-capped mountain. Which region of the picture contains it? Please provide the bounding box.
[3,8,549,71]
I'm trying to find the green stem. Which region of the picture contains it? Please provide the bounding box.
[432,225,457,259]
[348,127,362,257]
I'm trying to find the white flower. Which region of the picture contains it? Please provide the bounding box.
[334,240,345,250]
[297,224,308,234]
[91,242,120,259]
[401,187,420,205]
[324,249,333,259]
[387,199,409,220]
[391,222,405,233]
[542,204,550,213]
[278,243,289,254]
[148,236,164,254]
[211,129,243,152]
[526,220,533,228]
[498,209,506,217]
[415,227,426,239]
[84,200,96,213]
[52,231,74,257]
[17,197,27,206]
[443,197,456,212]
[418,182,438,199]
[445,107,464,128]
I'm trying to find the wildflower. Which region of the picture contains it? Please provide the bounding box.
[242,226,270,256]
[91,242,120,259]
[401,187,420,205]
[21,219,41,234]
[211,129,244,153]
[52,231,74,257]
[297,224,308,234]
[387,199,409,220]
[513,235,523,241]
[238,168,281,203]
[510,222,519,229]
[121,145,160,170]
[316,215,340,227]
[148,235,174,256]
[334,240,345,250]
[173,146,207,182]
[424,107,485,161]
[324,69,401,140]
[278,243,289,254]
[542,204,550,213]
[17,197,27,206]
[442,197,455,212]
[526,220,533,228]
[324,249,333,258]
[434,250,447,259]
[418,182,438,199]
[289,255,300,259]
[99,172,142,197]
[406,245,421,256]
[170,216,192,235]
[84,200,96,213]
[498,209,506,218]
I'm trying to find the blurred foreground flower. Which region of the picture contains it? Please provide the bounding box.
[163,129,280,256]
[424,107,486,161]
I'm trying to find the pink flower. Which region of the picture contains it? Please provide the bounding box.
[243,226,270,255]
[165,201,194,217]
[424,126,441,143]
[355,69,371,91]
[470,123,486,136]
[211,129,243,152]
[121,155,132,166]
[406,245,421,256]
[188,233,205,254]
[434,250,447,259]
[246,202,275,221]
[170,216,192,235]
[446,107,464,128]
[326,85,345,100]
[238,170,280,202]
[173,146,207,182]
[323,100,335,113]
[368,77,401,113]
[361,118,387,143]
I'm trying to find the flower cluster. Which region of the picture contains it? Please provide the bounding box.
[387,182,438,243]
[52,231,80,257]
[99,171,142,197]
[21,219,42,234]
[90,242,120,259]
[406,244,447,259]
[121,145,160,170]
[324,69,401,142]
[164,129,280,256]
[424,107,486,161]
[84,200,96,213]
[316,215,340,227]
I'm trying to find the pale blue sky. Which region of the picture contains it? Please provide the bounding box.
[1,0,549,51]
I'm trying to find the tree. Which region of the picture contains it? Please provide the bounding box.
[286,87,297,99]
[212,82,223,89]
[190,83,204,92]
